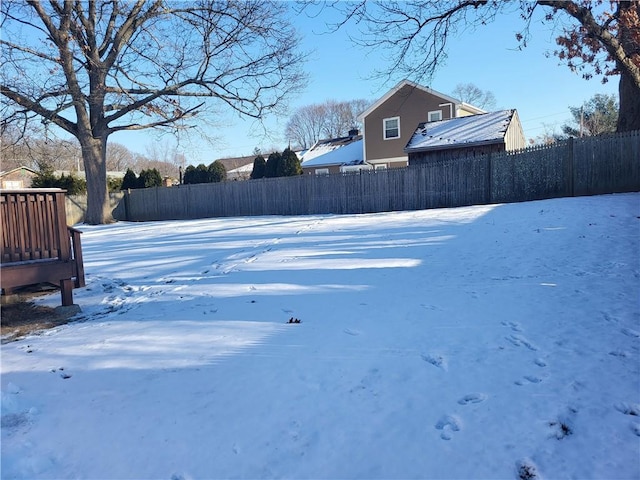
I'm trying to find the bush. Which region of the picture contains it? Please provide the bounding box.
[208,160,226,183]
[250,155,266,179]
[121,168,138,190]
[183,162,226,184]
[31,167,86,194]
[265,152,282,178]
[108,176,123,193]
[183,164,209,184]
[138,168,162,188]
[57,173,87,195]
[281,148,302,176]
[120,168,162,189]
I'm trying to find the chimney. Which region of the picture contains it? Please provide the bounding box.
[348,128,359,137]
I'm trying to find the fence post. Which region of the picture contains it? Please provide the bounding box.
[567,137,575,197]
[486,153,493,205]
[124,189,131,221]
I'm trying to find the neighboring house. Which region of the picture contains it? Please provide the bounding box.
[404,109,526,165]
[226,162,256,181]
[358,79,485,169]
[0,166,38,189]
[300,131,370,175]
[215,155,257,181]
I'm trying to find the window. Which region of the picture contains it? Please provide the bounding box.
[383,117,400,140]
[314,168,329,175]
[428,110,442,122]
[374,164,387,171]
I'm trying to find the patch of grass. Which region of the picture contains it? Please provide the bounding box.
[1,299,71,343]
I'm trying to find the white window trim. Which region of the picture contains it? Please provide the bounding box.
[314,168,329,175]
[374,164,387,170]
[383,116,400,140]
[428,110,442,122]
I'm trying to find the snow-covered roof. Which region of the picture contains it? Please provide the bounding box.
[300,136,364,168]
[404,109,517,153]
[228,163,255,174]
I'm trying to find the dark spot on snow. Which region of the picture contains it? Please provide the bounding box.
[1,412,29,429]
[549,420,572,439]
[516,460,539,480]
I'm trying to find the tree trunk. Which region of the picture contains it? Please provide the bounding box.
[617,72,640,132]
[81,136,112,225]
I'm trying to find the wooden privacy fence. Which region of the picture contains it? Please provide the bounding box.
[1,189,85,306]
[116,130,640,222]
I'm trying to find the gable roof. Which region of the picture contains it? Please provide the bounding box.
[404,109,518,153]
[214,154,259,171]
[301,135,364,168]
[0,166,38,177]
[357,79,483,120]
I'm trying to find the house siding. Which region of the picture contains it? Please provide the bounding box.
[504,111,527,151]
[0,167,37,189]
[364,84,457,166]
[302,165,341,175]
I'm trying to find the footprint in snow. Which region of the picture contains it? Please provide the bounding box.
[515,375,542,386]
[343,328,361,336]
[458,393,487,405]
[614,402,640,416]
[502,321,523,332]
[50,367,72,379]
[421,353,447,371]
[621,327,640,338]
[505,334,538,351]
[435,414,462,440]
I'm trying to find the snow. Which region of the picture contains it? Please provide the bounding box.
[301,139,363,168]
[405,109,515,152]
[2,193,639,480]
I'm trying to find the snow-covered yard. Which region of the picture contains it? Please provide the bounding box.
[2,193,639,479]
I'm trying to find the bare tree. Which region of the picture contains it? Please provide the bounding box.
[1,131,81,172]
[451,83,497,110]
[106,143,135,172]
[285,99,370,149]
[1,1,306,223]
[303,1,639,132]
[285,103,328,149]
[323,99,370,138]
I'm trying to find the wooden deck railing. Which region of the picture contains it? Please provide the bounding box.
[1,189,85,306]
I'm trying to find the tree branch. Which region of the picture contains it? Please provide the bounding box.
[538,0,640,87]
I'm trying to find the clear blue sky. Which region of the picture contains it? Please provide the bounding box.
[112,3,619,164]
